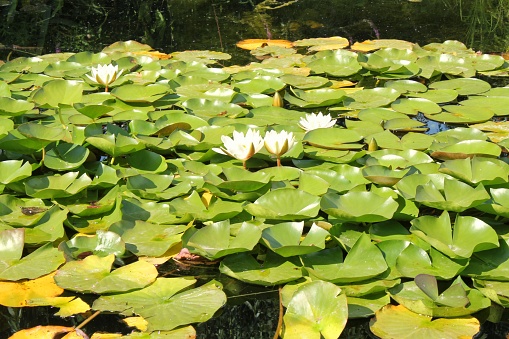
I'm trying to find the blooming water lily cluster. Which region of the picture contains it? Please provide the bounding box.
[213,113,335,167]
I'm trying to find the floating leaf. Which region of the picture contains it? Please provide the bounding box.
[369,305,480,339]
[182,220,261,259]
[301,234,388,283]
[55,254,157,293]
[244,188,320,220]
[0,229,65,281]
[0,272,63,307]
[220,251,303,285]
[261,222,329,257]
[321,191,399,223]
[283,280,348,339]
[93,278,226,331]
[410,210,499,259]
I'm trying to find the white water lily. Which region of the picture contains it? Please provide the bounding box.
[298,112,337,131]
[264,129,296,166]
[86,64,123,92]
[212,128,264,168]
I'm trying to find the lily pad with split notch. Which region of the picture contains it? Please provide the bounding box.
[303,128,363,150]
[244,188,320,220]
[410,210,499,259]
[109,219,188,257]
[321,191,399,223]
[182,220,261,260]
[261,221,329,257]
[219,251,303,286]
[301,234,388,283]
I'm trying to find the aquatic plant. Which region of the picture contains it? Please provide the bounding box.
[2,37,509,338]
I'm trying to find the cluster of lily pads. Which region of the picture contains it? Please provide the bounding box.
[2,37,509,338]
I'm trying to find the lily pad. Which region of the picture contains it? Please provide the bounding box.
[219,251,303,285]
[343,88,400,109]
[93,278,227,331]
[0,229,65,281]
[321,191,399,223]
[369,304,480,339]
[182,220,261,259]
[283,280,348,339]
[301,234,388,283]
[261,222,329,257]
[303,128,363,150]
[244,188,320,220]
[54,254,157,293]
[410,210,499,259]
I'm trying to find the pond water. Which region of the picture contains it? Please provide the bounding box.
[1,0,508,61]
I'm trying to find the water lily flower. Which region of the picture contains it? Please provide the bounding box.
[212,128,264,169]
[264,129,296,166]
[86,64,123,92]
[298,112,337,131]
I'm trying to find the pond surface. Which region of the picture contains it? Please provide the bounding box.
[1,0,508,61]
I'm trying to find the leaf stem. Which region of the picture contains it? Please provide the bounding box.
[273,286,283,339]
[75,310,101,330]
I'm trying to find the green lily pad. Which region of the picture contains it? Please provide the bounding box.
[321,191,399,223]
[261,222,329,257]
[284,88,345,108]
[73,102,115,119]
[384,79,427,94]
[169,190,243,221]
[408,88,458,103]
[283,280,348,339]
[380,240,469,279]
[109,220,188,257]
[301,234,388,283]
[410,210,499,259]
[44,143,90,171]
[343,88,400,109]
[364,149,432,168]
[181,98,248,118]
[459,96,509,116]
[476,188,509,218]
[430,139,501,160]
[369,304,480,339]
[438,156,509,185]
[305,165,370,193]
[0,229,65,281]
[391,98,441,115]
[303,128,363,150]
[127,150,168,173]
[17,122,66,142]
[417,54,475,79]
[220,251,303,285]
[55,254,157,293]
[473,279,509,307]
[0,97,35,116]
[0,160,32,184]
[280,74,331,89]
[111,83,169,103]
[86,133,145,157]
[425,105,494,124]
[182,220,261,260]
[389,276,491,317]
[31,79,83,108]
[93,278,227,331]
[461,238,509,281]
[429,77,491,95]
[233,76,286,94]
[414,179,490,212]
[25,172,92,199]
[362,165,409,186]
[61,230,125,259]
[305,49,362,77]
[244,188,320,220]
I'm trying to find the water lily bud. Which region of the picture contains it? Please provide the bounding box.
[272,91,284,107]
[368,138,378,151]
